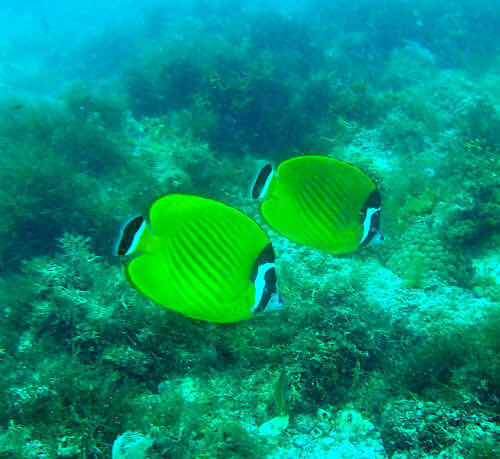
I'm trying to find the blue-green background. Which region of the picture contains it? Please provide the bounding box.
[0,1,498,457]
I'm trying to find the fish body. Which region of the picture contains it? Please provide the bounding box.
[116,194,283,323]
[252,155,381,254]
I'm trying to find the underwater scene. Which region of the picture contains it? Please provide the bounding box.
[0,0,499,457]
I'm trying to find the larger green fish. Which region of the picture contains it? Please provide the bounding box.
[115,194,283,323]
[251,155,382,254]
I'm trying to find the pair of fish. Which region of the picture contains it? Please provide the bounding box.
[116,155,382,323]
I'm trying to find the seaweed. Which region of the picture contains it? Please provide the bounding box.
[1,2,500,456]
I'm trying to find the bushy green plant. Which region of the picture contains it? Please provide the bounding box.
[440,140,500,248]
[0,90,133,266]
[453,305,500,407]
[2,3,500,456]
[459,97,500,151]
[123,14,375,160]
[0,145,99,267]
[126,50,205,117]
[393,326,471,393]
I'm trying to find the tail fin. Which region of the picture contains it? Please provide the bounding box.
[114,215,146,256]
[251,163,274,199]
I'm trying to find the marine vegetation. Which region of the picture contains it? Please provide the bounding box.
[0,1,499,457]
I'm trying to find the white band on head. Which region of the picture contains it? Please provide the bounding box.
[258,169,275,198]
[125,220,146,255]
[251,164,275,199]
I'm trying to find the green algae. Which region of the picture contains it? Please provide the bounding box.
[0,2,499,457]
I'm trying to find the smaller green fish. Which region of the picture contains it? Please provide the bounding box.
[274,372,289,415]
[251,155,382,254]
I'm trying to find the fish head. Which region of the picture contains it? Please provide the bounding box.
[359,189,382,248]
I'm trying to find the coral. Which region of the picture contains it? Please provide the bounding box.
[2,3,500,457]
[258,416,289,437]
[471,251,500,302]
[395,188,438,229]
[384,222,470,288]
[380,399,499,457]
[267,407,385,458]
[111,431,153,459]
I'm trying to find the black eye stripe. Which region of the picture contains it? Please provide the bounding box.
[252,164,273,199]
[117,216,144,255]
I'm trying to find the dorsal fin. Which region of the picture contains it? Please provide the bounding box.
[251,163,274,199]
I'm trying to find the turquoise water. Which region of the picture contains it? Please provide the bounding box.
[0,1,499,457]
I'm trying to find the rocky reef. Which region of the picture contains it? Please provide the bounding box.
[0,1,499,457]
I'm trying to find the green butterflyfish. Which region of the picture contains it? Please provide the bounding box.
[115,194,284,323]
[251,155,382,254]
